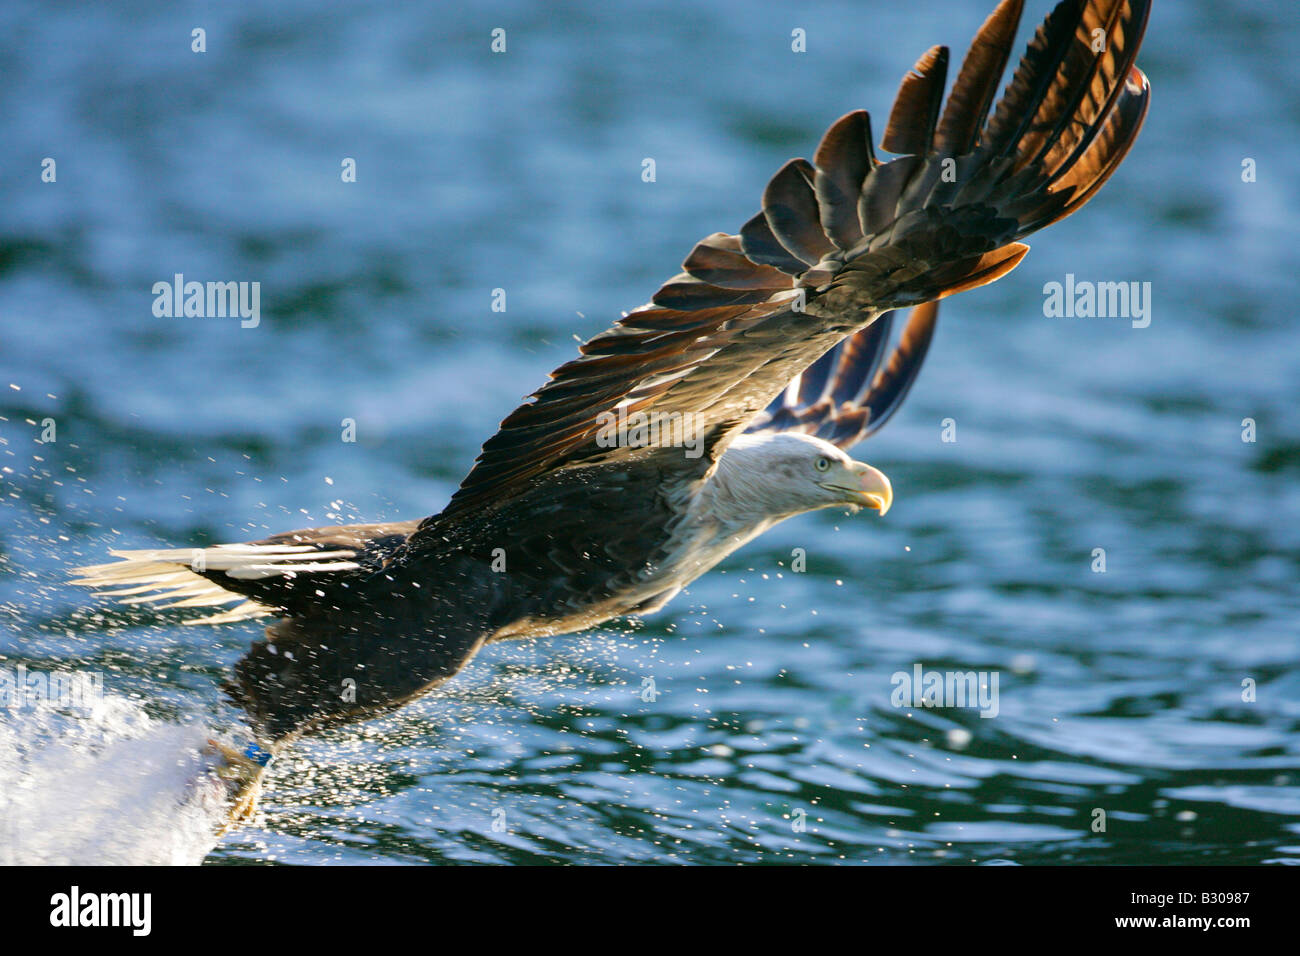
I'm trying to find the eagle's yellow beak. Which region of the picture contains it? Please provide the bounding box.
[850,462,893,516]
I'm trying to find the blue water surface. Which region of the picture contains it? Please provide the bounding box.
[0,0,1297,864]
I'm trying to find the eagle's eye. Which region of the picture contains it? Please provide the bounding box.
[814,456,831,472]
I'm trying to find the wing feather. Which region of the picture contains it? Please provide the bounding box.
[426,0,1150,527]
[813,110,876,250]
[880,46,949,156]
[935,0,1026,154]
[763,159,838,266]
[747,302,939,449]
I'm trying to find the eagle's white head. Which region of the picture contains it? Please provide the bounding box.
[712,431,893,525]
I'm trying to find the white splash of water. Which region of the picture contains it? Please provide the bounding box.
[0,694,230,865]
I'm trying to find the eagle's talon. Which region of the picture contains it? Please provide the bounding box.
[205,738,273,835]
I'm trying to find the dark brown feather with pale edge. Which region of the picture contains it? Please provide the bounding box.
[935,0,1026,155]
[880,45,949,156]
[813,110,875,250]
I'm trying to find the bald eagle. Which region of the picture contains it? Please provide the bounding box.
[75,0,1150,756]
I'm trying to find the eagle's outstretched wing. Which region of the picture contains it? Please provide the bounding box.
[429,0,1151,530]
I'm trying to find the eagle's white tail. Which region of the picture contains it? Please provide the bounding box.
[71,543,362,625]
